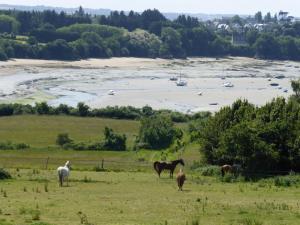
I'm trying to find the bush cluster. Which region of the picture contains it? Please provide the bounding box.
[0,168,11,180]
[56,127,126,151]
[0,141,30,150]
[136,114,183,149]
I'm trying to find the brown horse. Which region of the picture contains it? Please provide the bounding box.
[221,164,232,177]
[176,168,186,191]
[221,164,241,177]
[153,159,185,178]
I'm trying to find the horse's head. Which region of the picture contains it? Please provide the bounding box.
[178,159,185,166]
[65,161,71,169]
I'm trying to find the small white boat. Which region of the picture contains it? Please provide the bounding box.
[176,79,187,86]
[223,82,234,87]
[108,90,115,95]
[176,72,187,86]
[197,92,203,96]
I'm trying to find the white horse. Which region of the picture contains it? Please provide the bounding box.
[57,161,71,187]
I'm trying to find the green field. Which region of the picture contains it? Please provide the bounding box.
[0,115,299,225]
[1,169,300,225]
[0,115,195,170]
[0,115,140,148]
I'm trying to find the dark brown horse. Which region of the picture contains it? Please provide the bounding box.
[221,164,232,177]
[221,164,241,177]
[153,159,185,178]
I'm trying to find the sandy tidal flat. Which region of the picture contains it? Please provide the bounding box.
[0,57,298,112]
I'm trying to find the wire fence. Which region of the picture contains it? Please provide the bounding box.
[0,155,153,171]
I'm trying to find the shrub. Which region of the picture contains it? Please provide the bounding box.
[56,133,73,146]
[0,169,11,180]
[0,141,29,150]
[102,127,126,151]
[77,102,90,117]
[137,114,181,149]
[0,49,8,61]
[274,175,300,187]
[196,165,221,177]
[71,142,88,151]
[35,102,51,115]
[0,141,14,150]
[0,104,14,116]
[87,142,103,151]
[15,143,30,150]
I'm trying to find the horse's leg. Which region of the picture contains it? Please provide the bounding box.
[171,168,174,178]
[158,168,162,178]
[58,172,63,187]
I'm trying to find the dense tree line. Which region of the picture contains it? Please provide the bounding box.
[0,7,91,34]
[0,102,207,122]
[191,80,300,174]
[1,8,300,60]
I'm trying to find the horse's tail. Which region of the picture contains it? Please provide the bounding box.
[58,170,63,187]
[221,167,225,177]
[153,161,159,172]
[154,161,162,177]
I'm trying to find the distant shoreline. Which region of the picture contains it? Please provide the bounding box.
[0,56,292,70]
[0,56,297,113]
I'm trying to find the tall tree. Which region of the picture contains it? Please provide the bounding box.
[254,11,263,23]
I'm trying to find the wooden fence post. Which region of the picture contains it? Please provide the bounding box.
[101,159,104,170]
[45,157,50,170]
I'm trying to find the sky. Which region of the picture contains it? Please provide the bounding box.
[2,0,300,16]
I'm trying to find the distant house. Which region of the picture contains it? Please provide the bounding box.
[217,23,230,31]
[253,23,265,32]
[278,11,294,24]
[279,11,289,21]
[243,23,253,29]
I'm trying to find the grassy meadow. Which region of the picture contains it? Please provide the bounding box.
[0,115,299,225]
[1,169,300,225]
[0,115,140,148]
